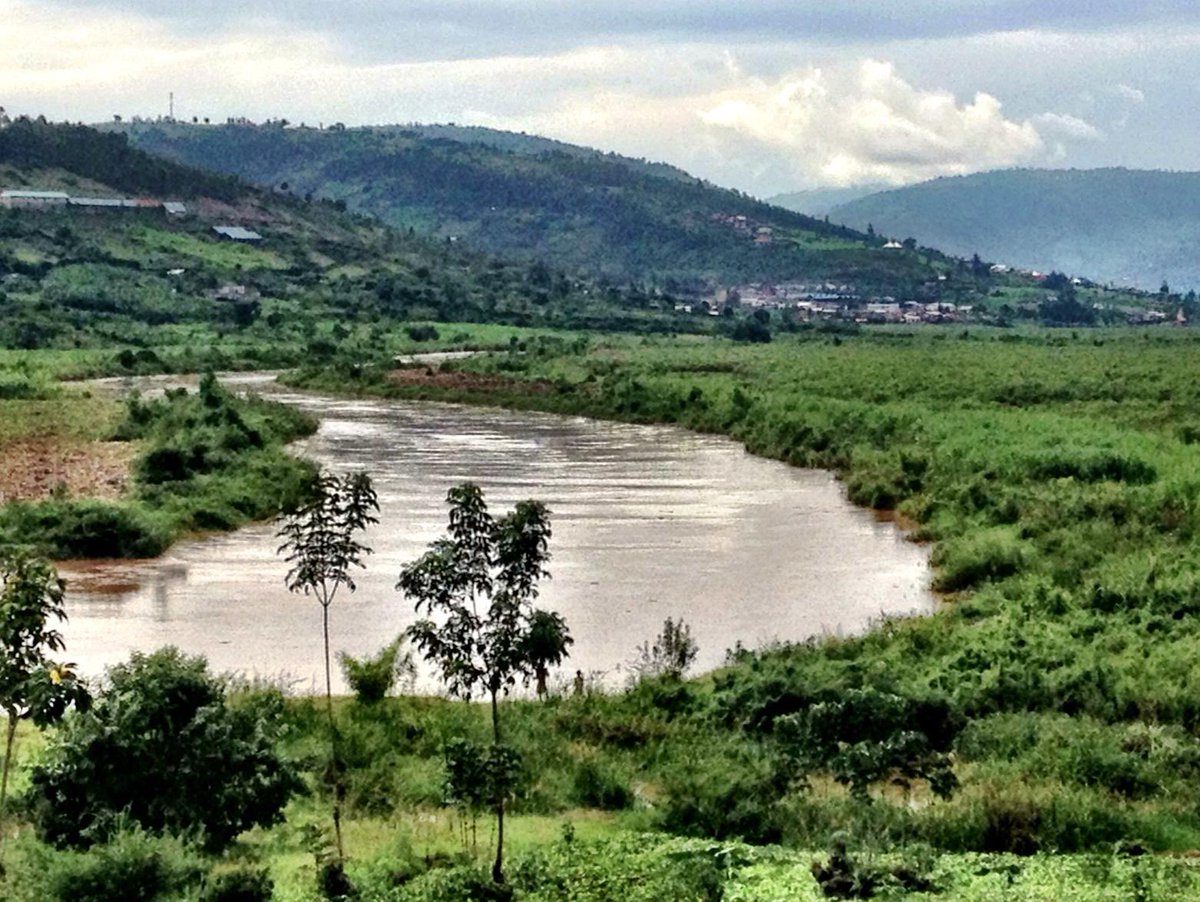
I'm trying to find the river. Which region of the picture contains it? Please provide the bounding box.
[59,373,934,693]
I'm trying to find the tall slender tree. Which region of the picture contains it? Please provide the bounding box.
[399,482,569,884]
[277,471,378,864]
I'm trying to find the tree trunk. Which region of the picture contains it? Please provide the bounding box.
[323,601,345,862]
[491,688,505,884]
[0,712,18,872]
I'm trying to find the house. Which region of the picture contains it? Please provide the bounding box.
[68,197,126,209]
[213,225,263,242]
[882,240,904,249]
[0,190,69,208]
[163,202,187,216]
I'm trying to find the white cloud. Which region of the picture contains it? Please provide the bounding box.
[1031,112,1104,141]
[1114,83,1146,103]
[695,60,1045,187]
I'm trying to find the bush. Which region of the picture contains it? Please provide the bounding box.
[339,636,416,704]
[45,828,204,902]
[201,865,275,902]
[28,648,303,852]
[0,499,170,559]
[659,746,784,843]
[931,527,1027,592]
[571,757,632,811]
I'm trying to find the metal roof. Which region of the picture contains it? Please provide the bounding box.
[163,202,187,214]
[68,197,126,207]
[213,225,263,241]
[1,190,69,200]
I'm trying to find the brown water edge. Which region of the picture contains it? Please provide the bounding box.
[58,372,935,694]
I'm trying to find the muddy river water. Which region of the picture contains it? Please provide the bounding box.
[60,373,934,693]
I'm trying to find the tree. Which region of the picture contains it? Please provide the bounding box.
[523,610,573,698]
[277,470,378,863]
[0,552,89,874]
[398,482,569,883]
[27,648,300,852]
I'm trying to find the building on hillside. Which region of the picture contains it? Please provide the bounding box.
[213,225,263,242]
[163,202,187,216]
[67,197,128,210]
[882,240,904,249]
[0,190,69,208]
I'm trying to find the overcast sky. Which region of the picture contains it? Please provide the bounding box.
[3,1,1197,196]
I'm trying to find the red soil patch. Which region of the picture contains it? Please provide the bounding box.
[0,440,136,504]
[386,367,551,393]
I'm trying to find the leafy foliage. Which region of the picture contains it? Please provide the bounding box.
[399,481,570,882]
[629,616,698,682]
[278,469,379,862]
[400,483,562,705]
[776,689,960,801]
[338,635,416,704]
[27,647,301,852]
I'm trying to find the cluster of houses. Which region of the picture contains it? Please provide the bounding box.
[0,189,188,216]
[1,189,265,244]
[710,212,775,245]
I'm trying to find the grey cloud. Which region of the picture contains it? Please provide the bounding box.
[34,0,1200,62]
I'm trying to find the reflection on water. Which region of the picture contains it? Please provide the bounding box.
[61,373,934,693]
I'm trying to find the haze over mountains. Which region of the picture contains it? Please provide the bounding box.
[773,169,1200,292]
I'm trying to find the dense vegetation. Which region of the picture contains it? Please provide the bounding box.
[814,168,1200,292]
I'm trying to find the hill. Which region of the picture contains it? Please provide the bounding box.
[110,120,961,291]
[0,118,695,357]
[805,168,1200,292]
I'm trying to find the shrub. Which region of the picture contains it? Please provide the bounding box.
[931,526,1027,592]
[571,757,632,811]
[0,499,171,559]
[45,828,204,902]
[628,617,698,682]
[339,636,416,704]
[28,648,302,852]
[201,865,274,902]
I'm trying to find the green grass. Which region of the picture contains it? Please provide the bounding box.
[117,226,290,270]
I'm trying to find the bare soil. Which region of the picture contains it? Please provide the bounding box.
[386,367,552,393]
[0,440,135,503]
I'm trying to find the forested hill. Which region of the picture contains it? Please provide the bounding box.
[811,168,1200,292]
[0,117,243,202]
[110,121,951,289]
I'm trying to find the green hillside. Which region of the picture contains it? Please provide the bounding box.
[813,168,1200,292]
[0,118,696,357]
[112,120,961,290]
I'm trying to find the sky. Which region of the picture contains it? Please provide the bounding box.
[3,1,1198,197]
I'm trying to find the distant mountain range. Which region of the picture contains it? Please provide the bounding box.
[767,185,884,218]
[109,121,959,291]
[771,169,1200,292]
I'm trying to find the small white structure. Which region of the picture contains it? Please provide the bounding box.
[163,202,187,216]
[882,240,904,249]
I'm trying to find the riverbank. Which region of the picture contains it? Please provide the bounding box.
[283,327,1200,855]
[0,373,317,558]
